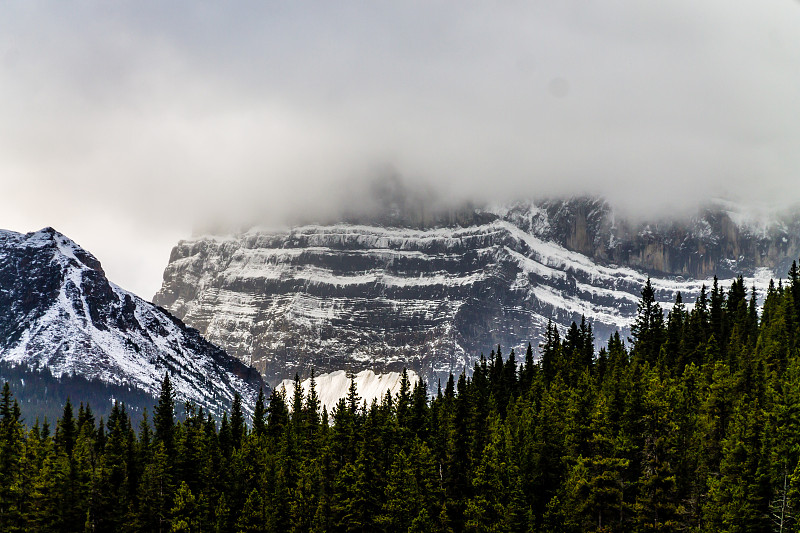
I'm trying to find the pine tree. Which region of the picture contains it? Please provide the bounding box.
[710,276,727,361]
[266,387,289,442]
[563,391,628,532]
[237,488,266,532]
[503,347,518,402]
[631,277,667,364]
[252,388,266,438]
[705,397,770,532]
[662,292,686,371]
[218,413,232,460]
[378,450,418,531]
[443,373,472,530]
[464,413,507,532]
[633,372,681,530]
[229,393,245,450]
[520,342,536,392]
[213,494,230,533]
[541,320,562,385]
[765,357,800,532]
[306,369,321,424]
[396,368,413,439]
[154,373,176,457]
[789,260,800,321]
[136,441,173,533]
[93,401,132,531]
[699,361,736,492]
[409,379,430,442]
[0,382,23,530]
[170,481,199,532]
[55,397,76,458]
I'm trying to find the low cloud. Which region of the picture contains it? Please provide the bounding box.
[2,1,800,296]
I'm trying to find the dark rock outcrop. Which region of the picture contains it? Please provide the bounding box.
[504,197,800,278]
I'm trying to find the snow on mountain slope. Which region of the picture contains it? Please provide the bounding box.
[154,198,787,387]
[0,227,266,417]
[278,369,420,413]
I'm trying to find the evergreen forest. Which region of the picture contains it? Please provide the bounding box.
[5,266,800,532]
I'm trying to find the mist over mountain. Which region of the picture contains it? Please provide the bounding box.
[3,2,800,299]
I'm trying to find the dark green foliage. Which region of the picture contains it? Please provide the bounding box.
[4,271,800,531]
[229,392,244,450]
[0,362,163,424]
[631,277,666,365]
[154,373,175,456]
[252,387,266,438]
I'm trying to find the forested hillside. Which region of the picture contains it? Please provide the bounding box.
[2,266,800,532]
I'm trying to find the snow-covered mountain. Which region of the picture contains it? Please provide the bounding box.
[153,197,795,387]
[0,227,266,419]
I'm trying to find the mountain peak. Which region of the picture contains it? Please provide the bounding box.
[0,227,105,275]
[0,227,267,419]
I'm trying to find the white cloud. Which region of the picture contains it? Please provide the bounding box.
[1,1,800,297]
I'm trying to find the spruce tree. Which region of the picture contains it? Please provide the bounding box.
[170,481,199,532]
[154,373,175,457]
[631,277,666,364]
[346,374,361,415]
[396,368,412,433]
[304,369,321,445]
[377,450,417,531]
[266,387,289,441]
[0,383,23,530]
[55,397,76,458]
[541,320,562,385]
[229,393,245,450]
[520,342,535,392]
[252,387,266,438]
[634,372,681,530]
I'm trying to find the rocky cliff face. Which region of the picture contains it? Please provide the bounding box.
[500,197,800,278]
[154,198,789,386]
[0,227,266,418]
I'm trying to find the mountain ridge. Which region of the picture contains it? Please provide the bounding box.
[154,197,788,387]
[0,227,267,419]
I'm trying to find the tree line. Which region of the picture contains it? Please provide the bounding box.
[4,265,800,531]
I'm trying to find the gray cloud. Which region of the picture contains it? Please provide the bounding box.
[1,1,800,297]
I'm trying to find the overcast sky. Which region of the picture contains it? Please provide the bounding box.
[2,1,800,299]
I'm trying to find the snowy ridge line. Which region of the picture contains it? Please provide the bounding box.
[503,246,567,281]
[190,222,507,250]
[529,283,634,327]
[225,263,488,288]
[205,245,459,263]
[202,292,461,318]
[219,245,492,266]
